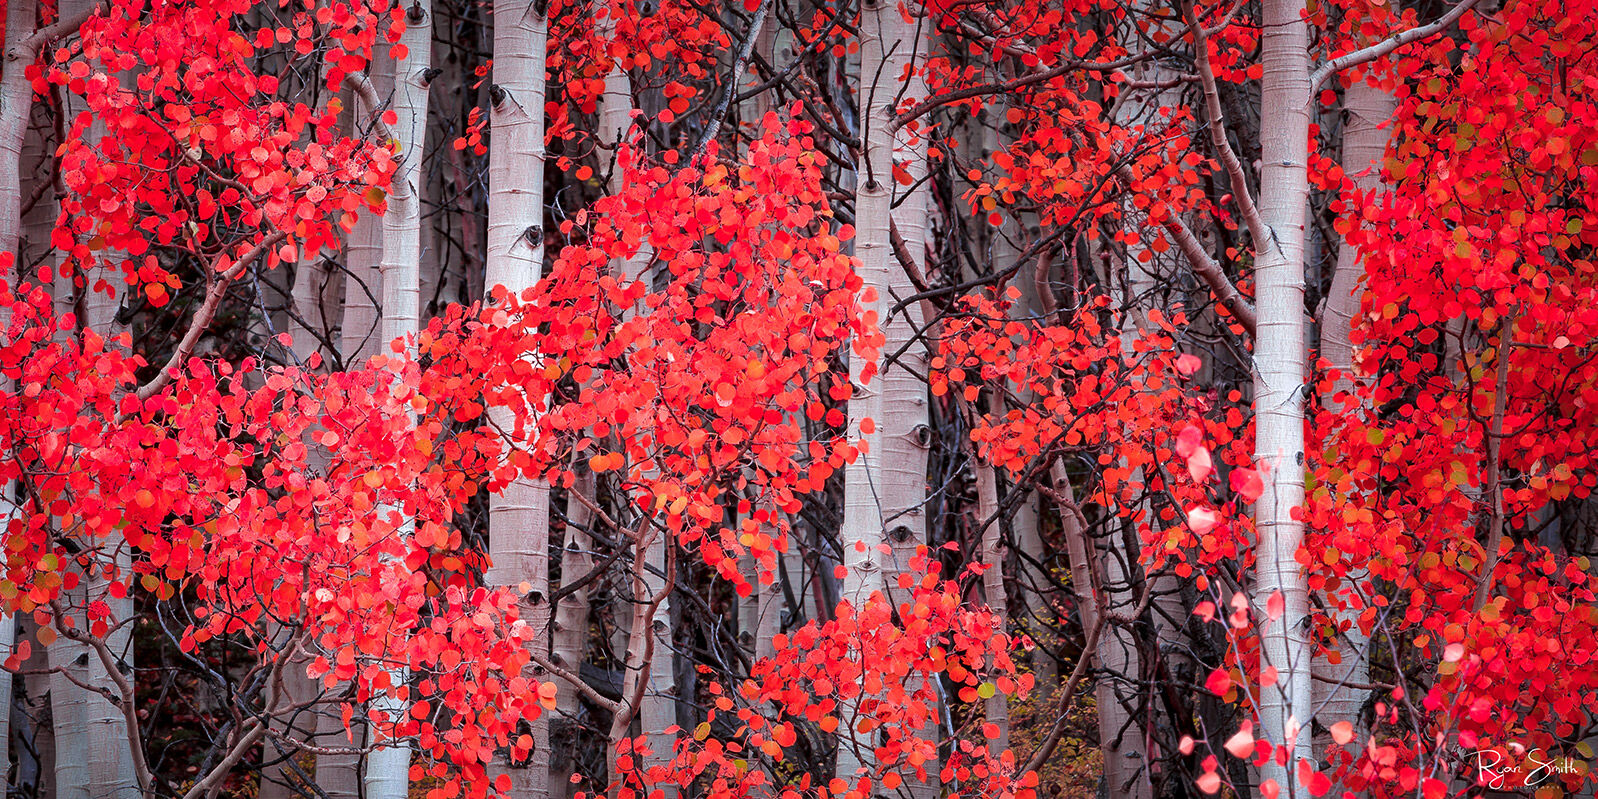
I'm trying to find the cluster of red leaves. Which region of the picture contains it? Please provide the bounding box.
[41,0,397,306]
[592,555,1036,799]
[420,112,864,590]
[548,0,730,139]
[0,267,554,795]
[932,291,1254,577]
[1291,0,1598,791]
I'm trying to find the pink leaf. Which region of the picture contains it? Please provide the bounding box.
[1175,424,1205,458]
[1187,446,1214,482]
[1224,722,1256,758]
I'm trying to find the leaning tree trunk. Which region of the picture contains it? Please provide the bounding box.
[1312,77,1394,767]
[1253,0,1315,789]
[482,2,553,798]
[363,5,432,798]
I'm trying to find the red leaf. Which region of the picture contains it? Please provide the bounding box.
[1230,468,1264,503]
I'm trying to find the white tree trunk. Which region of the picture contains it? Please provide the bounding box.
[1312,78,1393,759]
[973,438,1008,755]
[840,0,932,787]
[257,257,335,799]
[1254,0,1315,788]
[591,27,681,796]
[19,616,56,798]
[1,0,37,262]
[739,508,783,662]
[552,464,594,799]
[483,3,553,798]
[340,52,393,370]
[314,706,364,799]
[364,6,432,798]
[7,16,48,773]
[637,536,676,796]
[47,2,139,793]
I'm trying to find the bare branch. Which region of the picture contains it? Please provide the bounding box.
[133,231,288,404]
[1164,212,1257,337]
[1184,0,1268,249]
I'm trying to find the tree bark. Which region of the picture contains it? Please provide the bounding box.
[484,2,553,798]
[1312,77,1394,763]
[340,51,393,370]
[45,2,139,794]
[364,5,432,798]
[840,0,932,787]
[1253,0,1315,788]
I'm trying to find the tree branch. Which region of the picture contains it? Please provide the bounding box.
[11,0,104,60]
[133,232,288,404]
[1162,211,1257,337]
[1307,0,1482,94]
[1184,0,1268,249]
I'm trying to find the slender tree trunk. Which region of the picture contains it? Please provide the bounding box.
[340,51,393,370]
[18,616,55,799]
[840,0,933,786]
[13,35,57,792]
[552,463,594,799]
[608,527,675,798]
[973,431,1008,754]
[44,3,139,794]
[1312,78,1394,761]
[738,24,786,645]
[483,2,553,798]
[637,535,676,796]
[257,257,334,799]
[1,0,37,260]
[363,6,432,798]
[591,24,680,796]
[739,499,783,662]
[1254,0,1314,788]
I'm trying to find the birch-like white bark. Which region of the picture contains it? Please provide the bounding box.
[44,3,138,794]
[340,52,393,369]
[363,6,432,798]
[591,24,681,795]
[1,0,38,261]
[973,437,1009,755]
[552,464,594,799]
[8,16,53,786]
[1253,0,1315,787]
[840,0,933,787]
[1311,78,1393,758]
[257,254,335,799]
[483,3,553,798]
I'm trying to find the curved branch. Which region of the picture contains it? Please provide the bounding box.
[1164,212,1257,337]
[134,232,288,403]
[10,0,104,61]
[1307,0,1482,93]
[1184,0,1268,249]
